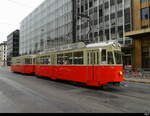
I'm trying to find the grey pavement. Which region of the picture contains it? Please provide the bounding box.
[125,77,150,84]
[0,67,150,113]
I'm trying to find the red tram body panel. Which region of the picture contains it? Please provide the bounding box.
[34,65,124,86]
[11,65,24,73]
[11,65,35,74]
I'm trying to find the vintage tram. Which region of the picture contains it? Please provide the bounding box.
[11,55,36,74]
[11,41,124,87]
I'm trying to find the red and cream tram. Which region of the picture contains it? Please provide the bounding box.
[11,55,36,74]
[11,41,124,87]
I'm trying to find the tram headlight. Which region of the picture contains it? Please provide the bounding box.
[119,71,123,76]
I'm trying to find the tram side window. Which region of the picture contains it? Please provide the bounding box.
[36,57,43,64]
[57,54,63,65]
[33,58,36,65]
[43,56,51,65]
[25,59,32,65]
[63,53,73,65]
[101,49,107,64]
[73,52,84,65]
[114,51,123,64]
[16,59,21,65]
[36,57,40,64]
[107,52,114,64]
[40,57,45,64]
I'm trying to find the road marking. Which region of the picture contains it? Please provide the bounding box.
[125,79,150,84]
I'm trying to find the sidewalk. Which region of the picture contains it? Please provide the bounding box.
[125,77,150,84]
[124,68,150,84]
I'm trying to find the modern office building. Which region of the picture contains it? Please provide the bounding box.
[20,0,133,65]
[7,30,20,66]
[0,41,7,66]
[76,0,133,65]
[20,0,73,55]
[76,0,132,43]
[126,0,150,69]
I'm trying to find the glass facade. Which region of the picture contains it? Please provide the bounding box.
[76,0,132,45]
[141,8,149,20]
[20,0,72,55]
[7,30,20,66]
[20,0,133,56]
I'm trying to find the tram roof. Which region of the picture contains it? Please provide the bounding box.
[86,41,121,48]
[13,55,36,59]
[37,41,121,55]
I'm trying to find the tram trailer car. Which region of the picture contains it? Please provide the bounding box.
[11,42,124,87]
[11,55,36,74]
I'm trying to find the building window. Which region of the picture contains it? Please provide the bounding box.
[140,0,147,3]
[105,15,109,22]
[104,2,109,9]
[141,7,149,20]
[89,1,93,8]
[111,13,115,19]
[110,0,115,6]
[142,47,150,68]
[117,10,123,17]
[117,0,122,4]
[124,8,131,24]
[125,24,131,32]
[99,9,103,17]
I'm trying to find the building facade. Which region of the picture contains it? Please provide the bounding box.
[76,0,133,66]
[0,41,7,66]
[20,0,73,55]
[126,0,150,69]
[7,30,20,66]
[76,0,132,43]
[20,0,133,65]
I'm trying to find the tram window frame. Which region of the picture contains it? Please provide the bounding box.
[40,57,43,64]
[107,51,114,65]
[97,51,100,65]
[114,50,123,65]
[73,51,84,65]
[16,59,21,65]
[101,49,107,64]
[87,52,90,65]
[37,57,43,65]
[87,50,100,65]
[43,56,51,65]
[25,58,32,65]
[57,54,64,65]
[63,53,73,65]
[33,58,36,65]
[36,57,40,65]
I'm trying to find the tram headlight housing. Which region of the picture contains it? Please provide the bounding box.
[119,71,123,76]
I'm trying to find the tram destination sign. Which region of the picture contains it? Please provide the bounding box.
[45,42,86,53]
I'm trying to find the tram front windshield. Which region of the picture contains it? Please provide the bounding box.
[114,51,123,65]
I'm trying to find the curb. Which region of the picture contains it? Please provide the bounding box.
[125,79,150,84]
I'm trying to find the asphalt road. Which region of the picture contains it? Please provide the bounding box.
[0,67,150,113]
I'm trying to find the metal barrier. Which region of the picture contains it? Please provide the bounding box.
[124,68,150,78]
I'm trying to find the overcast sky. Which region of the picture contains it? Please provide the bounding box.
[0,0,45,43]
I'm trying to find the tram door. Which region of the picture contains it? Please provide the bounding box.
[87,50,100,81]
